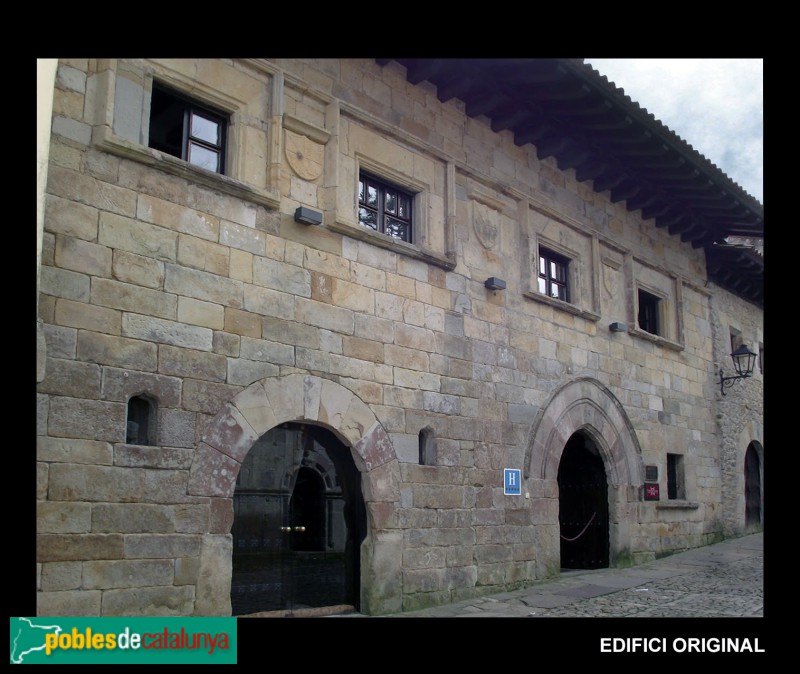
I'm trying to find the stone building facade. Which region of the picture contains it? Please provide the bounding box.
[36,58,764,617]
[711,281,764,537]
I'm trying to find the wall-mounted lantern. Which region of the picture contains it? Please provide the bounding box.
[719,344,757,395]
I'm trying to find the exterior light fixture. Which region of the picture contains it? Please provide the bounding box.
[609,322,627,333]
[485,277,506,291]
[294,207,323,226]
[719,344,757,395]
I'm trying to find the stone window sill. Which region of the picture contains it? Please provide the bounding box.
[655,500,699,510]
[329,219,456,271]
[522,291,600,322]
[94,127,281,210]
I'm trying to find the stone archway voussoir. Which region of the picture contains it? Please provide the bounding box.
[188,442,241,497]
[201,403,259,463]
[233,381,277,437]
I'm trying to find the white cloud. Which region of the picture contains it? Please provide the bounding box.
[585,59,763,204]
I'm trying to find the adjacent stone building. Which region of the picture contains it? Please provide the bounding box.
[36,58,764,617]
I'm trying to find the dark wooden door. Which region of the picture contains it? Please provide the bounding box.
[744,444,761,529]
[558,433,609,569]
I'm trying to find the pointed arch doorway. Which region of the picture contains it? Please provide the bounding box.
[230,422,367,615]
[557,432,610,569]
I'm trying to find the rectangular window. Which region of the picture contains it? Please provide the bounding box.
[666,453,685,500]
[759,343,764,375]
[637,288,660,335]
[358,173,413,243]
[149,82,227,174]
[538,247,570,302]
[730,329,743,353]
[126,395,155,446]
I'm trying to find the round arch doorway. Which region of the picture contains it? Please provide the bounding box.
[230,422,367,615]
[557,432,610,569]
[744,442,762,531]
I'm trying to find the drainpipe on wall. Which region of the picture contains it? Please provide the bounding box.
[37,59,57,384]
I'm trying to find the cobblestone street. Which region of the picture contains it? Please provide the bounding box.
[338,532,764,618]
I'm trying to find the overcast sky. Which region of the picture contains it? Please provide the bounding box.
[584,59,763,205]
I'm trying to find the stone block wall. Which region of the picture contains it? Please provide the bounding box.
[711,283,764,537]
[36,58,762,616]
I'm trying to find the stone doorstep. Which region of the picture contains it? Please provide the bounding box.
[237,604,356,618]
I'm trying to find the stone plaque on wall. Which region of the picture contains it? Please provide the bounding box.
[602,261,621,301]
[285,129,324,181]
[473,201,499,250]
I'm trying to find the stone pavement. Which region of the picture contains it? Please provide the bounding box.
[341,531,764,618]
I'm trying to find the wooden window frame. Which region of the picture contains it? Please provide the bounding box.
[358,172,413,244]
[538,246,570,303]
[637,288,661,336]
[149,82,228,175]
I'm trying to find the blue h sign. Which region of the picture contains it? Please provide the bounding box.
[504,469,521,495]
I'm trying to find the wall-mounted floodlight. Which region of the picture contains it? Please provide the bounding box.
[609,322,627,333]
[294,207,323,226]
[485,277,506,291]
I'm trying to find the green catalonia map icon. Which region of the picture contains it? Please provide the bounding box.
[10,617,63,664]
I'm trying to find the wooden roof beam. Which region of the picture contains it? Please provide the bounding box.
[398,60,442,85]
[557,147,592,171]
[465,91,508,118]
[491,106,536,134]
[641,202,673,220]
[575,159,610,183]
[535,134,572,160]
[627,195,662,214]
[610,181,641,204]
[436,76,476,104]
[592,171,627,193]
